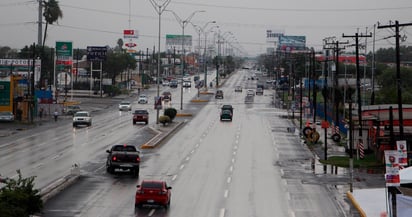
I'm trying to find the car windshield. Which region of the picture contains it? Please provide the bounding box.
[120,102,130,105]
[75,112,88,117]
[0,112,12,116]
[134,110,148,114]
[112,145,137,152]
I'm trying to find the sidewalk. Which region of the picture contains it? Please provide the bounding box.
[293,119,387,217]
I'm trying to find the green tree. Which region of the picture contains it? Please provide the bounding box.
[375,66,412,104]
[42,0,63,46]
[103,50,137,85]
[0,170,43,217]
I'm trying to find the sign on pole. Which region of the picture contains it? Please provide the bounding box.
[87,46,107,61]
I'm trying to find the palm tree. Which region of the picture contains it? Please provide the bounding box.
[42,0,63,47]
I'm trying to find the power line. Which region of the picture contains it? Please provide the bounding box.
[172,1,412,12]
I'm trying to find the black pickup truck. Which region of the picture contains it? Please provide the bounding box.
[106,144,141,177]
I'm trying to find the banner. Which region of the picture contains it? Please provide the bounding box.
[385,150,401,187]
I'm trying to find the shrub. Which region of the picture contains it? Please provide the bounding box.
[159,115,171,126]
[164,108,177,121]
[0,170,43,217]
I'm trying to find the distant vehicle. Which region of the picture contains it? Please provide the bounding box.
[247,89,255,96]
[73,111,92,127]
[133,109,149,125]
[215,90,224,99]
[183,81,191,88]
[135,180,172,209]
[256,88,263,95]
[169,80,178,88]
[220,104,233,121]
[162,91,172,101]
[138,95,148,104]
[257,83,264,90]
[234,86,242,92]
[106,144,140,177]
[119,101,132,111]
[193,75,200,82]
[64,105,81,115]
[0,111,14,122]
[162,80,170,86]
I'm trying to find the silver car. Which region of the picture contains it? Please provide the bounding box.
[119,101,132,111]
[0,111,14,122]
[138,95,148,104]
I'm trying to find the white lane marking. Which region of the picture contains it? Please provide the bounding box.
[219,208,226,217]
[33,163,43,169]
[234,145,238,150]
[224,189,229,198]
[233,151,237,156]
[191,150,195,154]
[280,169,284,176]
[231,158,235,163]
[185,157,190,161]
[180,165,185,170]
[172,175,177,181]
[229,166,234,172]
[148,209,155,216]
[227,176,232,183]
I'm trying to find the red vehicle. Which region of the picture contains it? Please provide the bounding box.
[133,109,149,125]
[135,180,172,209]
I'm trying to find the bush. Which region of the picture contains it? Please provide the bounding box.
[0,170,43,217]
[159,115,170,126]
[164,108,177,121]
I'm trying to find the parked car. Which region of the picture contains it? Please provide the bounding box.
[234,86,242,92]
[0,111,14,122]
[135,180,172,209]
[119,101,132,111]
[106,144,140,177]
[73,111,92,127]
[133,109,149,125]
[215,90,224,99]
[64,105,81,115]
[138,95,148,104]
[256,88,263,95]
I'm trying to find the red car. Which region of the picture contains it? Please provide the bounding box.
[133,109,149,125]
[135,180,172,209]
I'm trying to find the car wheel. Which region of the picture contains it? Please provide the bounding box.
[164,198,171,209]
[133,168,140,178]
[133,121,136,125]
[135,203,143,209]
[73,123,76,127]
[145,121,148,125]
[106,166,114,174]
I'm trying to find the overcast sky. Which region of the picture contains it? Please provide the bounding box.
[1,0,412,56]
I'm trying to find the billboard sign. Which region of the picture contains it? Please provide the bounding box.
[166,34,192,47]
[266,30,284,43]
[124,30,139,39]
[279,35,306,51]
[56,41,73,57]
[87,46,107,61]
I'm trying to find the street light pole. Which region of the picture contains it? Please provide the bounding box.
[149,0,171,124]
[166,10,205,110]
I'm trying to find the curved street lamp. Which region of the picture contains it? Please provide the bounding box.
[149,0,171,124]
[166,9,205,110]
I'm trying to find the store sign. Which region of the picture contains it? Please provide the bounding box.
[87,46,107,61]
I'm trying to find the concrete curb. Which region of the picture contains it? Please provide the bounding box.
[346,191,367,217]
[40,167,80,203]
[190,99,209,103]
[176,113,193,117]
[140,121,185,149]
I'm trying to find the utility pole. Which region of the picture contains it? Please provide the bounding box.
[37,0,43,46]
[343,32,372,160]
[378,20,412,140]
[324,39,349,142]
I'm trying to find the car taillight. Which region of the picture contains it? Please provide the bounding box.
[159,190,167,195]
[136,157,140,162]
[112,156,117,161]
